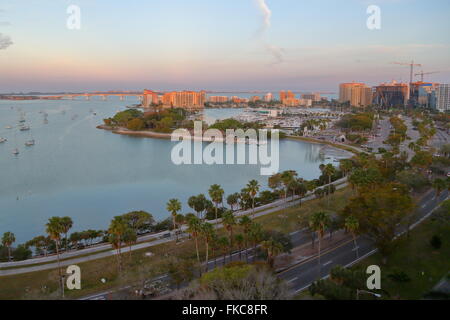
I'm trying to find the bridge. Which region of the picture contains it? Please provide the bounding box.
[44,92,144,101]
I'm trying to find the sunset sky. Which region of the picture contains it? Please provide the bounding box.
[1,0,449,92]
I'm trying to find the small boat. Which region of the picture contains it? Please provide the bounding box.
[20,126,30,131]
[5,126,12,129]
[0,138,7,143]
[12,148,19,155]
[25,140,35,146]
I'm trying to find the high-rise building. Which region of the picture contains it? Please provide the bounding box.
[142,89,160,108]
[280,90,296,105]
[209,96,229,103]
[350,85,373,107]
[339,83,364,103]
[339,83,372,107]
[373,81,409,108]
[264,93,273,102]
[436,84,450,112]
[159,90,206,109]
[302,93,321,102]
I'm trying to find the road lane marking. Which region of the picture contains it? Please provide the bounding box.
[323,260,333,266]
[287,277,298,283]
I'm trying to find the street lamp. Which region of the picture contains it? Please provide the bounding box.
[356,289,382,300]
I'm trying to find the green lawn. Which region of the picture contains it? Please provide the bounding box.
[354,214,450,300]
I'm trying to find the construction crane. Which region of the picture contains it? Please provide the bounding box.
[392,60,422,84]
[414,70,439,82]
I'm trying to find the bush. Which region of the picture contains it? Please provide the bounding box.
[430,235,442,249]
[387,270,411,283]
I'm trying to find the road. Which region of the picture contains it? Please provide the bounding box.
[82,188,449,300]
[0,179,349,275]
[279,188,449,295]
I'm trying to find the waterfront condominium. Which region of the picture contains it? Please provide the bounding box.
[143,89,206,109]
[339,82,372,107]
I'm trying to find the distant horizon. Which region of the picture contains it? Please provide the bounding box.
[1,1,449,92]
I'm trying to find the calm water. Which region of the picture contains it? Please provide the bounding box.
[0,98,337,243]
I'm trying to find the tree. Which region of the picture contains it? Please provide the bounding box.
[235,234,245,261]
[200,222,215,272]
[239,216,252,262]
[226,193,240,212]
[342,183,414,263]
[309,211,331,277]
[261,238,283,268]
[180,264,289,300]
[122,211,154,234]
[188,194,208,219]
[246,180,260,215]
[280,171,297,200]
[222,211,237,257]
[323,164,336,206]
[187,216,202,264]
[248,222,264,257]
[218,236,230,266]
[339,159,354,177]
[60,216,73,253]
[432,178,447,198]
[209,184,224,220]
[345,216,360,259]
[123,228,137,258]
[46,217,64,296]
[1,232,15,262]
[108,216,129,273]
[167,199,182,242]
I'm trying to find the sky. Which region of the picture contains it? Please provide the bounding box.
[0,0,449,92]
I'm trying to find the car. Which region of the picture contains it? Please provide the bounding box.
[448,172,450,177]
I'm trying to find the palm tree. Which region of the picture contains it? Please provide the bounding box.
[46,217,64,295]
[200,222,215,272]
[235,234,244,261]
[345,216,360,259]
[261,238,283,268]
[123,228,137,259]
[60,216,73,253]
[167,199,182,241]
[309,211,330,278]
[209,184,224,220]
[218,236,229,266]
[188,195,207,219]
[339,159,353,177]
[246,180,260,215]
[239,216,252,262]
[281,171,297,201]
[222,211,237,258]
[1,232,15,262]
[432,178,446,198]
[248,222,263,258]
[108,216,128,273]
[187,216,202,264]
[323,164,336,206]
[226,193,240,212]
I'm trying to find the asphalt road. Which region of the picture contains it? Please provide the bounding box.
[279,188,449,294]
[0,179,348,275]
[82,188,449,300]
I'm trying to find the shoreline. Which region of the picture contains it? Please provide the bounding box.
[98,125,355,157]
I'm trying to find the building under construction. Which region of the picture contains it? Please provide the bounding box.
[373,81,409,108]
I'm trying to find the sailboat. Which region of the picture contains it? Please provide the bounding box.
[25,140,35,146]
[12,148,19,155]
[20,125,30,131]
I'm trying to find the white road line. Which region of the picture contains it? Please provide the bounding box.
[287,277,298,283]
[323,260,333,266]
